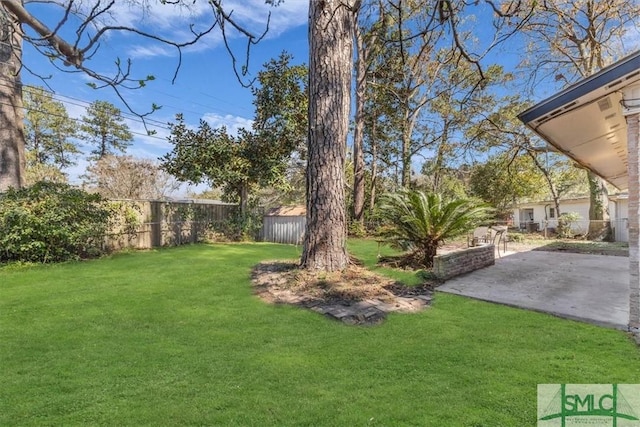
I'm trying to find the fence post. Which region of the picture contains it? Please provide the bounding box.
[191,201,197,244]
[150,201,163,248]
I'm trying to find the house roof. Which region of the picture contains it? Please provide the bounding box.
[518,50,640,191]
[514,193,628,208]
[264,205,306,217]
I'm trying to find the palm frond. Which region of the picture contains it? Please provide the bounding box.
[380,189,494,266]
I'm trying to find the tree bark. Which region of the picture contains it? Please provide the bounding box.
[302,0,355,271]
[526,150,563,235]
[401,118,412,187]
[0,5,25,191]
[400,97,421,188]
[239,182,249,216]
[432,122,449,192]
[352,18,366,228]
[369,131,378,215]
[586,171,612,241]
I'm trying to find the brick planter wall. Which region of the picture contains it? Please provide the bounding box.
[433,245,495,280]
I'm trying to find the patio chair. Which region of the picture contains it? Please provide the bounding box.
[490,225,508,257]
[467,226,490,247]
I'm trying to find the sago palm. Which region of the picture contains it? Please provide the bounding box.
[380,190,493,267]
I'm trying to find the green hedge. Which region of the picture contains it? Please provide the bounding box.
[0,182,112,263]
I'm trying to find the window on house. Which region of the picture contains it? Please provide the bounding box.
[549,207,555,219]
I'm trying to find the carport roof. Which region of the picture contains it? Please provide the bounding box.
[518,50,640,191]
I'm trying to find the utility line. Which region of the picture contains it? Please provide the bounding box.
[0,76,253,129]
[0,99,171,141]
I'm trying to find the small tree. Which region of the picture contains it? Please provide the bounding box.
[162,53,307,214]
[380,189,493,267]
[83,155,180,200]
[23,86,80,169]
[24,152,68,186]
[162,117,268,215]
[469,153,547,218]
[80,101,133,159]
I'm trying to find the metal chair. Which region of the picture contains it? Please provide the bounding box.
[490,225,508,257]
[468,226,490,247]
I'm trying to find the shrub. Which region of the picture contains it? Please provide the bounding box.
[558,211,581,238]
[213,210,262,242]
[348,221,366,238]
[380,190,493,267]
[0,182,112,263]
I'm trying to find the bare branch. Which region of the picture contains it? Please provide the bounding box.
[3,0,83,67]
[2,0,277,130]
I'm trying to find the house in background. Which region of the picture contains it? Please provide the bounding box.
[512,193,629,241]
[517,49,640,331]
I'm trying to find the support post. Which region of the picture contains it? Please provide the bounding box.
[623,86,640,331]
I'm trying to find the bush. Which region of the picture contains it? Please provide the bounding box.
[558,212,580,239]
[0,182,112,263]
[348,221,366,238]
[380,190,493,267]
[213,210,262,242]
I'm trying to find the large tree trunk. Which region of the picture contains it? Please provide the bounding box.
[352,19,366,228]
[302,0,355,271]
[0,6,25,191]
[586,171,612,241]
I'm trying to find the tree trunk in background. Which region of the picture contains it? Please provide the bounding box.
[302,0,355,271]
[401,120,412,187]
[587,171,612,240]
[0,7,25,191]
[369,134,378,216]
[527,150,564,235]
[352,18,366,229]
[239,183,249,216]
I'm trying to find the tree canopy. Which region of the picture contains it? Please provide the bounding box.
[23,85,79,169]
[161,52,307,213]
[0,0,276,191]
[80,101,133,160]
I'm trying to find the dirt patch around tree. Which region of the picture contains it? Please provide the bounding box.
[251,261,436,325]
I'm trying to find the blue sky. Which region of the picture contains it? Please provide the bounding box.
[21,0,309,185]
[19,1,640,189]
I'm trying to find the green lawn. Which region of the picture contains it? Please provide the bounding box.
[1,241,639,426]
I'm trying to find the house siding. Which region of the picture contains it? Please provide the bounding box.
[513,197,627,241]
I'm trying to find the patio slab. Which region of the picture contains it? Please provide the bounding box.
[437,250,629,329]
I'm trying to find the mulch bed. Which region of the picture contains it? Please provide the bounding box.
[251,260,436,325]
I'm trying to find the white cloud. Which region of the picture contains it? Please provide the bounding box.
[111,1,308,59]
[127,44,175,59]
[202,112,253,136]
[106,1,214,30]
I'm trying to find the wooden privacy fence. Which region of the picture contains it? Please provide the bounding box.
[105,199,237,250]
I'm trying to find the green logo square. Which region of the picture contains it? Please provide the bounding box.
[538,384,640,426]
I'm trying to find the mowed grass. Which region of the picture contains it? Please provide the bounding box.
[2,241,640,426]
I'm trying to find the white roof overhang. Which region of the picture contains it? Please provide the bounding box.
[518,51,640,191]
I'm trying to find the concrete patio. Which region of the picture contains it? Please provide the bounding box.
[437,250,629,330]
